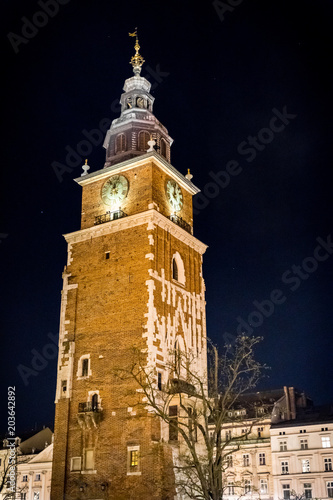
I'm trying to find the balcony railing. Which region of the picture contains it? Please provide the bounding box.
[169,214,192,234]
[78,402,101,413]
[94,209,127,225]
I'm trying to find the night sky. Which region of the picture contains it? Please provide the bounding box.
[1,0,333,434]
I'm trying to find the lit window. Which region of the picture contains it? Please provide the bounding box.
[127,445,140,475]
[304,483,312,499]
[243,454,250,467]
[324,458,332,471]
[300,439,308,450]
[228,482,235,495]
[258,427,264,437]
[327,481,333,498]
[260,479,268,494]
[35,474,41,481]
[130,450,139,467]
[71,457,81,471]
[22,475,28,482]
[259,453,266,465]
[302,459,310,473]
[322,436,331,448]
[283,484,290,500]
[280,440,287,451]
[281,461,289,474]
[244,480,251,494]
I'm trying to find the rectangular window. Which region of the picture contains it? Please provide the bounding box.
[243,454,250,467]
[259,453,266,465]
[82,358,89,377]
[85,449,94,470]
[244,480,251,494]
[228,482,235,495]
[33,493,40,500]
[105,251,110,260]
[169,405,178,441]
[226,455,233,468]
[226,430,232,441]
[71,457,81,471]
[21,494,26,500]
[188,407,197,443]
[35,474,41,481]
[302,459,310,473]
[327,481,333,498]
[61,380,67,395]
[300,439,308,450]
[130,450,139,467]
[260,479,268,494]
[281,461,289,474]
[304,483,312,499]
[283,484,290,500]
[127,446,140,475]
[324,458,332,471]
[322,436,331,448]
[157,372,162,390]
[22,475,28,482]
[258,427,264,438]
[280,441,287,451]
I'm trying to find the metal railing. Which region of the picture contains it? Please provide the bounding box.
[94,209,127,225]
[78,402,101,413]
[169,214,192,234]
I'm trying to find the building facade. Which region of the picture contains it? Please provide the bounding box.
[271,406,333,500]
[51,35,208,500]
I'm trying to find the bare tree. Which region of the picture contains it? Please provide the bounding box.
[116,335,268,500]
[0,448,29,499]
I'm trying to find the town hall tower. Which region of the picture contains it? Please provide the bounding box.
[51,34,208,499]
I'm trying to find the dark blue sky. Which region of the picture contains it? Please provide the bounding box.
[1,0,332,434]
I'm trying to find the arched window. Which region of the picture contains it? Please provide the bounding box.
[138,131,150,151]
[82,358,89,377]
[172,258,178,281]
[171,252,185,285]
[160,138,167,158]
[91,393,98,412]
[115,133,126,153]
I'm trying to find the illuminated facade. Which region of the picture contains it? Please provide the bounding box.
[51,34,207,499]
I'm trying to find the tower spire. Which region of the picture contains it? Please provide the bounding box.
[129,28,145,75]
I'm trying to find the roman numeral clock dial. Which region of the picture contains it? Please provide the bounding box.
[101,174,129,207]
[166,179,183,212]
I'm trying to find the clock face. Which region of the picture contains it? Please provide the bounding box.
[101,175,129,207]
[166,179,183,212]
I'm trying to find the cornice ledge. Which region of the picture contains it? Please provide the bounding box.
[63,210,208,254]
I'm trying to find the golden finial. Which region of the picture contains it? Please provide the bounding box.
[129,28,145,75]
[85,159,88,165]
[185,168,193,181]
